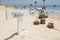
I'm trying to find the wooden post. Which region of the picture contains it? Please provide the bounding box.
[5,5,8,20]
[17,17,19,35]
[6,8,7,20]
[17,14,23,36]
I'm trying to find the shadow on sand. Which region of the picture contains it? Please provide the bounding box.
[54,28,60,32]
[4,32,18,40]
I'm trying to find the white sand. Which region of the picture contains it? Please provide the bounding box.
[0,6,60,40]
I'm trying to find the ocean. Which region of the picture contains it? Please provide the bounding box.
[7,5,60,11]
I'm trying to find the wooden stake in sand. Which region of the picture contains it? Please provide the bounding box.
[17,13,23,36]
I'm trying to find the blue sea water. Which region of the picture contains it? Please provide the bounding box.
[7,5,60,11]
[7,5,60,18]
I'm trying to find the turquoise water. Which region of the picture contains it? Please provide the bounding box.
[7,5,60,11]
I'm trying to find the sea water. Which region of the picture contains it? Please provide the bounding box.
[7,5,60,11]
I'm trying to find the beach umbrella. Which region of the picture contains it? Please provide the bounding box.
[34,1,37,8]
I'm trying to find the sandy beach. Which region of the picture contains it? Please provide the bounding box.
[0,6,60,40]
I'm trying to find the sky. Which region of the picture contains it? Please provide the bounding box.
[0,0,60,5]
